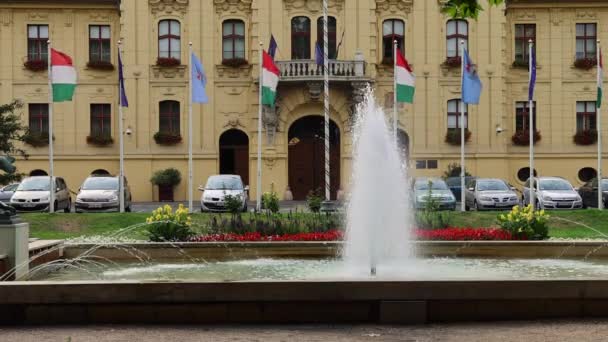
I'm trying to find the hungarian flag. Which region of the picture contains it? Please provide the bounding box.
[261,50,279,106]
[51,48,76,102]
[395,49,415,103]
[598,49,603,108]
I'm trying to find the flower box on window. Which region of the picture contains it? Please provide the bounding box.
[156,57,181,67]
[23,131,51,147]
[86,135,114,146]
[442,56,462,68]
[512,59,529,69]
[23,59,47,72]
[221,58,249,68]
[445,128,471,146]
[573,129,598,145]
[86,60,115,71]
[154,132,182,145]
[512,130,541,146]
[573,57,597,70]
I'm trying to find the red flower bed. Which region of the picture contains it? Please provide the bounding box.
[191,228,521,242]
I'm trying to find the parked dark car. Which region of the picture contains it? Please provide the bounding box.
[445,176,476,201]
[578,178,608,208]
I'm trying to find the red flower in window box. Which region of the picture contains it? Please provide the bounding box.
[445,128,471,146]
[573,57,597,70]
[86,60,115,71]
[86,135,114,146]
[573,129,598,145]
[221,58,249,67]
[23,131,52,147]
[512,130,541,146]
[23,59,47,72]
[154,131,182,145]
[442,56,462,68]
[156,57,181,67]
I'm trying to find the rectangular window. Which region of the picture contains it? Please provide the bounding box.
[27,25,49,61]
[291,16,311,59]
[514,24,535,62]
[222,20,245,60]
[89,25,111,62]
[28,104,49,133]
[427,160,438,169]
[159,20,181,60]
[447,99,468,129]
[90,104,112,137]
[446,20,468,58]
[415,160,427,169]
[383,19,405,59]
[317,17,337,59]
[159,101,180,134]
[576,23,597,60]
[576,101,597,132]
[515,101,537,131]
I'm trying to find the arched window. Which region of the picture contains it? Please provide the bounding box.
[382,19,404,60]
[91,169,111,176]
[159,100,180,134]
[222,20,245,61]
[316,16,337,59]
[29,169,48,176]
[447,99,468,130]
[158,19,181,60]
[446,20,468,58]
[291,16,311,59]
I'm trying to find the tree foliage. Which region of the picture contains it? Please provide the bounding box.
[0,100,27,185]
[441,0,504,19]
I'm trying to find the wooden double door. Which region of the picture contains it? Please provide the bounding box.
[288,116,340,200]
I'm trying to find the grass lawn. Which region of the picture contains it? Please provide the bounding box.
[21,209,608,241]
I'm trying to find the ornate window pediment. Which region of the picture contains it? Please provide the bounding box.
[284,0,344,14]
[214,0,253,14]
[149,0,189,17]
[375,0,414,14]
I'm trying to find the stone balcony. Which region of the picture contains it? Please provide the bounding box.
[275,58,369,82]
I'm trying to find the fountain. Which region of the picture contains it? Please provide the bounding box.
[343,89,413,276]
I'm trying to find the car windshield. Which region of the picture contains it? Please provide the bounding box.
[3,184,18,192]
[81,177,118,190]
[477,180,509,191]
[17,178,51,191]
[205,176,243,190]
[415,180,448,191]
[539,179,572,191]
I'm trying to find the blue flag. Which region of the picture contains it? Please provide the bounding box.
[462,49,482,104]
[191,52,208,104]
[528,49,536,101]
[315,41,323,66]
[118,52,128,107]
[269,35,277,59]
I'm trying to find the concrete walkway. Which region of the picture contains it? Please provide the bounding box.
[2,320,608,342]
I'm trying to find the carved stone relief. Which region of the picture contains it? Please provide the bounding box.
[149,0,189,17]
[375,0,414,14]
[214,0,253,14]
[284,0,344,14]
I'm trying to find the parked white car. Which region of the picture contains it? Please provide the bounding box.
[75,176,132,213]
[464,178,519,211]
[199,175,248,212]
[10,176,71,212]
[523,177,583,210]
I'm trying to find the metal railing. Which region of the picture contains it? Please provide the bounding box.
[275,59,366,81]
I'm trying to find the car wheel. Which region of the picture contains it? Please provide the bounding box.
[64,199,71,213]
[125,206,132,212]
[473,201,479,211]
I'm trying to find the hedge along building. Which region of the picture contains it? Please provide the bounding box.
[0,0,607,202]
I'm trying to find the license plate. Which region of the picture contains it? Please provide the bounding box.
[497,203,511,207]
[88,203,103,208]
[21,203,35,208]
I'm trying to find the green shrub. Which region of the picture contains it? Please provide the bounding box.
[497,205,550,240]
[306,189,323,213]
[224,194,244,215]
[150,168,182,187]
[262,192,280,213]
[415,180,453,229]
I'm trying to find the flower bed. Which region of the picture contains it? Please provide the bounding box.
[445,128,471,145]
[153,132,182,145]
[191,227,520,242]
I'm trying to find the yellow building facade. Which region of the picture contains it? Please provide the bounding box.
[1,0,608,201]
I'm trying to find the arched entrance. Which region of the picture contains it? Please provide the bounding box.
[91,169,111,176]
[288,116,340,200]
[397,129,409,162]
[219,129,249,186]
[29,169,48,176]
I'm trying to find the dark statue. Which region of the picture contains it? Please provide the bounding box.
[0,156,20,224]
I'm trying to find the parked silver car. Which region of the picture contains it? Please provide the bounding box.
[199,175,248,212]
[413,177,456,211]
[464,178,519,211]
[10,176,71,212]
[0,183,19,203]
[523,177,583,210]
[75,176,132,213]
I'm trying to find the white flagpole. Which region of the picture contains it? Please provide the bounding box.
[188,42,194,213]
[118,40,125,213]
[323,0,331,202]
[256,42,263,212]
[460,40,466,212]
[598,40,603,210]
[393,40,398,145]
[529,39,536,211]
[47,40,55,214]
